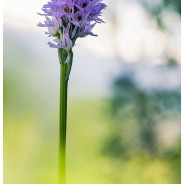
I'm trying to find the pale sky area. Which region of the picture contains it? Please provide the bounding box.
[3,0,181,97]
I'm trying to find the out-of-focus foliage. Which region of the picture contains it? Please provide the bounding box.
[103,72,180,156]
[140,0,181,29]
[101,0,181,183]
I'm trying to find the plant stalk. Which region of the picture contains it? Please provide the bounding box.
[58,48,68,184]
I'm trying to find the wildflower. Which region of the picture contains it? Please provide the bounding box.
[37,1,106,184]
[38,0,106,51]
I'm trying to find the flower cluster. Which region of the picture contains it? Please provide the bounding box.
[38,0,106,51]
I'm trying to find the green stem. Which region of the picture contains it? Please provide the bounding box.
[58,49,68,184]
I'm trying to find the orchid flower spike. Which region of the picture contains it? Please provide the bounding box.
[37,2,106,184]
[38,0,107,52]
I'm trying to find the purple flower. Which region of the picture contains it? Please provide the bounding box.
[76,0,91,9]
[38,0,106,50]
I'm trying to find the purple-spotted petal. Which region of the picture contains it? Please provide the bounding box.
[38,0,106,49]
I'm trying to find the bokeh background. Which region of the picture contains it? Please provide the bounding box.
[3,0,181,184]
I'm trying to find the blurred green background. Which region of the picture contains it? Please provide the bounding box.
[3,0,181,184]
